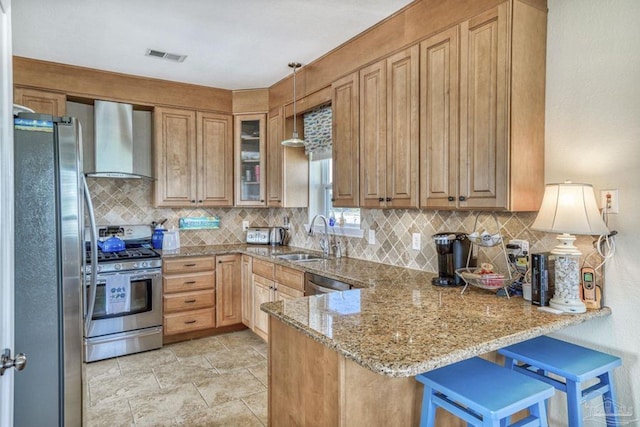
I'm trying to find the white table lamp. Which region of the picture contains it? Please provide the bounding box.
[532,182,609,313]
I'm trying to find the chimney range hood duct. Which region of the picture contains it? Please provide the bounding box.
[86,100,153,179]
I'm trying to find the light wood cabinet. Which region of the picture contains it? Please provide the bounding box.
[235,114,266,206]
[14,87,66,116]
[267,108,309,208]
[331,72,360,207]
[216,254,242,327]
[420,1,546,211]
[154,107,233,208]
[359,46,419,208]
[163,256,216,338]
[241,255,253,328]
[251,258,305,342]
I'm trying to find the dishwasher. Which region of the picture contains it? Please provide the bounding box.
[304,272,352,295]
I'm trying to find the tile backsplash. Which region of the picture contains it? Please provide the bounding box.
[88,178,597,274]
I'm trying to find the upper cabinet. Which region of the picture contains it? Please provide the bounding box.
[235,114,266,206]
[420,1,546,211]
[154,107,233,207]
[331,72,360,208]
[267,108,309,208]
[359,46,419,208]
[14,87,66,116]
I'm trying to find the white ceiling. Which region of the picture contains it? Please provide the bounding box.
[12,0,415,90]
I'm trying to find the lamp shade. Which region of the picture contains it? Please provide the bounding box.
[532,182,609,235]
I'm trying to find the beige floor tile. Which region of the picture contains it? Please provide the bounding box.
[252,341,268,358]
[84,397,134,427]
[117,347,178,375]
[247,361,268,387]
[153,358,219,389]
[242,390,268,425]
[216,329,266,351]
[175,399,263,427]
[205,348,266,374]
[196,369,267,406]
[129,383,208,425]
[89,371,160,406]
[166,336,227,359]
[85,358,121,384]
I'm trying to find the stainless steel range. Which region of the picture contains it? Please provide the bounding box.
[83,224,163,362]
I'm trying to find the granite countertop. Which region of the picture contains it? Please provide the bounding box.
[161,244,612,378]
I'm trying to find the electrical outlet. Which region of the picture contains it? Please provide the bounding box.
[242,220,250,232]
[507,239,529,272]
[368,229,376,245]
[412,233,421,250]
[600,189,619,214]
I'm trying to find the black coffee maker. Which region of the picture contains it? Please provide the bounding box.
[431,232,473,286]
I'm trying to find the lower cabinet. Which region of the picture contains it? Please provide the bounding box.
[163,256,217,341]
[251,259,305,342]
[241,255,253,328]
[216,254,242,327]
[163,254,304,343]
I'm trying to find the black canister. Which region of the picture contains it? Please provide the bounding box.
[431,232,473,286]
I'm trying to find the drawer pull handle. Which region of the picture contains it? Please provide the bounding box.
[184,281,196,285]
[184,263,197,267]
[184,320,197,324]
[184,299,197,303]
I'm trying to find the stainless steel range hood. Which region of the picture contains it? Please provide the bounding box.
[80,100,153,179]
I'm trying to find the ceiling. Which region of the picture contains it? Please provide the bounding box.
[12,0,415,90]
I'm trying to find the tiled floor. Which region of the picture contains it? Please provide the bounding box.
[83,330,268,426]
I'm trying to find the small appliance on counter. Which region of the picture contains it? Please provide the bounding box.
[432,232,473,286]
[246,227,270,245]
[531,252,555,306]
[269,226,290,246]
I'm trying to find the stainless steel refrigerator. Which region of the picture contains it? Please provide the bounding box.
[14,113,84,426]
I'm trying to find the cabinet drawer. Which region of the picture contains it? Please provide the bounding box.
[277,284,304,300]
[253,273,274,289]
[163,256,216,274]
[275,265,305,291]
[252,258,274,279]
[164,271,215,293]
[164,308,215,335]
[164,289,215,313]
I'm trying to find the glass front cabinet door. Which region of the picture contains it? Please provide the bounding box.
[234,114,266,206]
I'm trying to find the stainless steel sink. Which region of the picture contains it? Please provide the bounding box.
[274,253,324,262]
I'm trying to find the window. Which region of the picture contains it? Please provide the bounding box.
[308,152,362,236]
[304,103,362,237]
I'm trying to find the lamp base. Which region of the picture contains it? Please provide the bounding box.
[549,297,587,314]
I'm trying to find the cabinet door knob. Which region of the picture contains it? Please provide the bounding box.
[260,199,265,203]
[191,200,196,203]
[378,197,384,202]
[386,197,392,202]
[459,196,466,201]
[448,196,455,202]
[331,198,335,202]
[198,200,203,203]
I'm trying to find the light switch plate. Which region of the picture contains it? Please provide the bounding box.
[600,189,619,214]
[242,220,250,232]
[368,229,376,245]
[412,233,421,250]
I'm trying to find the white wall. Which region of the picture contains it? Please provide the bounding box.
[545,0,640,425]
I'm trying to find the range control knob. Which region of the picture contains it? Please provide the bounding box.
[114,264,122,270]
[132,262,138,269]
[141,261,149,268]
[97,265,103,273]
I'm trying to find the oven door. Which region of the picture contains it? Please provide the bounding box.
[85,269,162,339]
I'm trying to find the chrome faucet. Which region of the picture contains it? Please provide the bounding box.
[308,214,331,258]
[308,214,343,259]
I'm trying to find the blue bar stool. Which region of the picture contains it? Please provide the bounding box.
[415,357,554,426]
[498,336,621,427]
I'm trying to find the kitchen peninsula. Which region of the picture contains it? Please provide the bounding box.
[258,255,611,426]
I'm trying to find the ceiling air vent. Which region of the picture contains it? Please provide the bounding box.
[145,49,187,63]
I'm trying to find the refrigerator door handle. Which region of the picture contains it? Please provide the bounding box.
[82,174,99,334]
